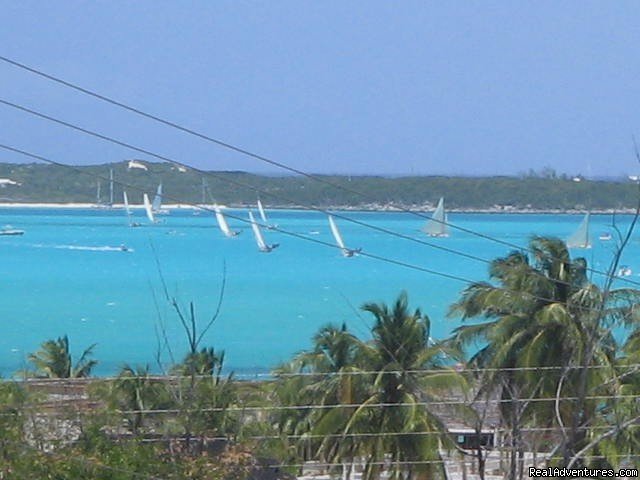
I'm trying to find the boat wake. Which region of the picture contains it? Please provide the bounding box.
[31,243,133,252]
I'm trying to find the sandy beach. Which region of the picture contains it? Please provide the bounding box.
[0,202,636,215]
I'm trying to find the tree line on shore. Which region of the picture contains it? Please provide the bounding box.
[1,237,640,479]
[0,161,639,210]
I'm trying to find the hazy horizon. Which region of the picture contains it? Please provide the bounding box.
[2,2,640,178]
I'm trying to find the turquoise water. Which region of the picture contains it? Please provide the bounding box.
[0,208,636,377]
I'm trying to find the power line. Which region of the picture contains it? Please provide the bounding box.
[100,393,640,414]
[0,98,500,270]
[10,362,640,384]
[1,110,638,380]
[0,141,475,285]
[1,97,638,298]
[122,422,640,442]
[4,393,638,418]
[1,141,637,319]
[0,54,637,288]
[252,456,640,470]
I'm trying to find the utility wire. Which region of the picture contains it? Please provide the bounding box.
[0,141,476,286]
[10,362,640,383]
[0,55,637,288]
[1,111,638,381]
[3,437,640,471]
[5,393,639,418]
[3,133,632,386]
[1,141,638,319]
[123,423,640,442]
[1,96,637,296]
[248,456,640,470]
[0,98,504,270]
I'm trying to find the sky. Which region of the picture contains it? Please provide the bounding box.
[1,1,640,177]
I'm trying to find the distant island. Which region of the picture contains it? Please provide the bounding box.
[0,160,638,212]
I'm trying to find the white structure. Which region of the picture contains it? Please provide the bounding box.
[127,160,148,171]
[0,178,21,187]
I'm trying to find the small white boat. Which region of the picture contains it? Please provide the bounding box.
[328,215,361,257]
[423,197,449,237]
[599,232,612,241]
[249,211,279,252]
[0,228,24,236]
[617,265,632,277]
[567,213,591,249]
[214,206,240,237]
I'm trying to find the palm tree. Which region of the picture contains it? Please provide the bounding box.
[168,346,237,451]
[173,346,224,377]
[271,294,461,479]
[448,237,640,474]
[346,292,462,480]
[26,335,97,378]
[109,364,172,434]
[591,328,640,468]
[298,323,365,469]
[270,359,317,462]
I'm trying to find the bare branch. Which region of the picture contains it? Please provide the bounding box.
[566,415,640,469]
[195,260,227,347]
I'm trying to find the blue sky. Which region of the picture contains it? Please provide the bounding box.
[1,1,640,176]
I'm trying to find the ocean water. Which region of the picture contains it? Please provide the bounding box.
[0,207,637,377]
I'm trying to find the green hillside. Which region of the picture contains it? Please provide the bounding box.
[0,161,636,210]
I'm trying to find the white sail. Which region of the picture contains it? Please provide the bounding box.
[257,199,268,223]
[423,197,449,237]
[567,212,591,248]
[143,193,156,223]
[328,215,360,257]
[123,191,132,216]
[109,169,114,206]
[152,184,163,212]
[214,206,235,237]
[249,211,270,251]
[201,178,208,205]
[328,215,347,250]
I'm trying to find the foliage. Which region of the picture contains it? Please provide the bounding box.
[448,236,640,474]
[273,293,463,480]
[25,335,97,378]
[0,160,638,209]
[97,364,174,434]
[2,258,640,478]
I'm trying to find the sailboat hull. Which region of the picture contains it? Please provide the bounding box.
[426,232,449,238]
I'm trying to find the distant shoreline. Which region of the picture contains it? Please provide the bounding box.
[0,201,635,215]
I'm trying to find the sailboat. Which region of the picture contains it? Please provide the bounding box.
[194,178,208,216]
[0,226,24,236]
[214,205,240,237]
[108,169,114,207]
[123,192,141,227]
[599,231,612,241]
[566,212,591,249]
[328,215,361,257]
[422,197,449,237]
[151,184,169,214]
[94,180,106,208]
[257,198,277,229]
[249,211,279,252]
[143,193,157,224]
[257,199,268,222]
